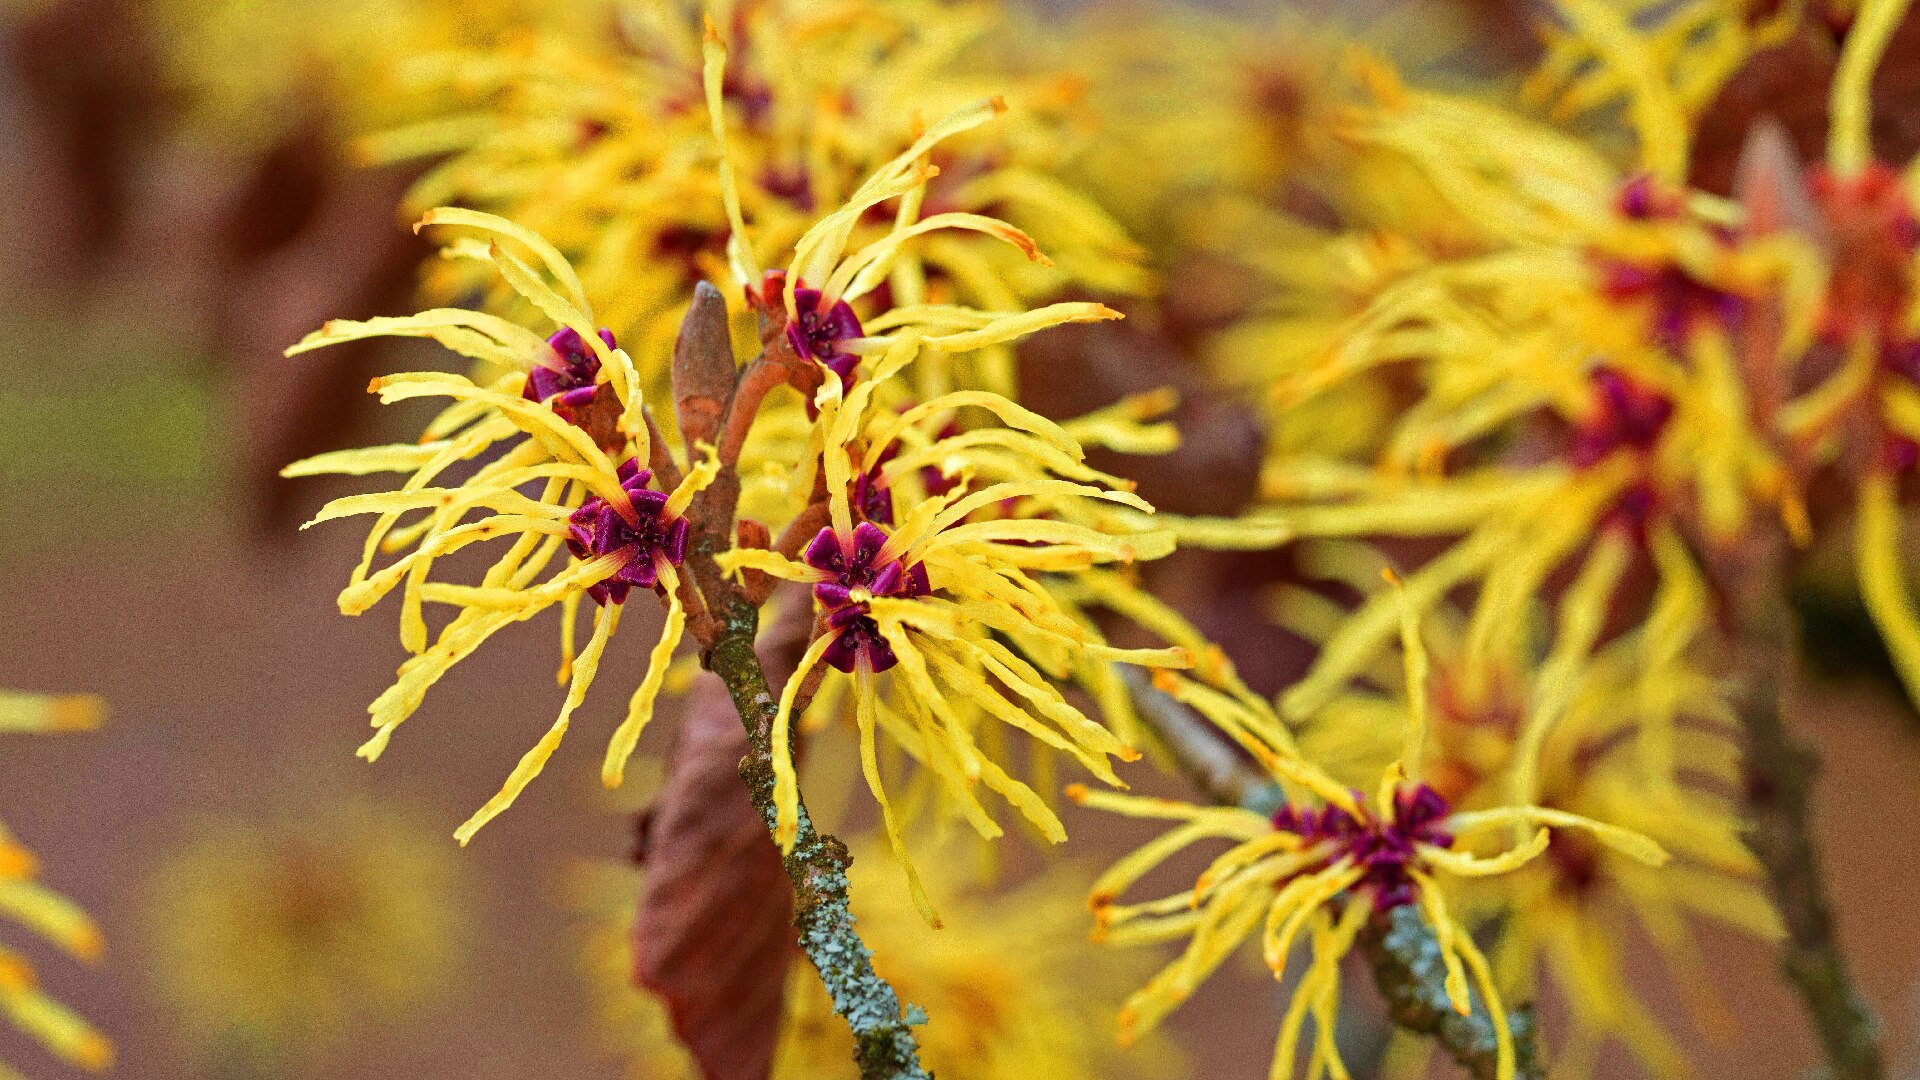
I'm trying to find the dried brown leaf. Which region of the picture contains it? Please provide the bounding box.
[634,676,795,1080]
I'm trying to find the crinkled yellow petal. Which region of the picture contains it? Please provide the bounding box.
[0,982,111,1071]
[829,211,1049,305]
[1419,828,1551,877]
[1409,869,1472,1014]
[0,880,103,962]
[602,580,685,789]
[1089,820,1231,910]
[281,442,455,478]
[770,632,836,853]
[699,18,760,286]
[1830,0,1914,175]
[1448,806,1669,866]
[416,207,590,316]
[663,441,721,520]
[454,600,621,845]
[1856,473,1920,707]
[854,667,940,927]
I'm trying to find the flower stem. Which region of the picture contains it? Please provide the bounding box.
[1714,530,1884,1080]
[1122,670,1545,1079]
[1359,906,1544,1080]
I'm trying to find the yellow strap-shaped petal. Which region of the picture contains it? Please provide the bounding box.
[1857,472,1920,708]
[416,207,590,317]
[454,601,622,845]
[0,693,103,733]
[770,632,836,852]
[603,571,685,788]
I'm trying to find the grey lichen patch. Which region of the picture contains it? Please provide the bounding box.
[707,598,933,1080]
[1360,905,1543,1080]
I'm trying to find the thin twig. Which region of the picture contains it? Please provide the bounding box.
[1121,669,1546,1080]
[669,291,934,1080]
[703,595,932,1080]
[1711,529,1884,1080]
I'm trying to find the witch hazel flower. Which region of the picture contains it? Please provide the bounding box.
[1791,12,1920,716]
[567,459,693,606]
[1270,782,1456,910]
[803,521,931,613]
[286,212,717,847]
[759,269,864,385]
[525,327,618,411]
[714,343,1184,922]
[284,207,646,575]
[800,522,933,673]
[1074,610,1666,1080]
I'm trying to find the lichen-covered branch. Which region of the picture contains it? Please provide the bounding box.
[704,596,932,1080]
[1713,530,1884,1080]
[1359,906,1543,1080]
[671,291,933,1080]
[1122,670,1545,1080]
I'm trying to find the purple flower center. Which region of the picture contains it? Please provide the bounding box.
[1601,177,1745,350]
[803,522,931,674]
[565,458,690,606]
[784,285,864,385]
[525,327,617,411]
[1572,366,1673,469]
[821,604,897,674]
[1599,261,1745,351]
[1271,783,1455,910]
[852,464,896,526]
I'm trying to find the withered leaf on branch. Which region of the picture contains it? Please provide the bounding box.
[635,675,796,1080]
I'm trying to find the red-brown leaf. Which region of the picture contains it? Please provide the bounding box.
[634,675,795,1080]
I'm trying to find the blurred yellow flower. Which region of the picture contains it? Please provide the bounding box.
[142,0,583,147]
[362,0,1144,407]
[1278,545,1776,1079]
[576,840,1182,1080]
[142,802,466,1065]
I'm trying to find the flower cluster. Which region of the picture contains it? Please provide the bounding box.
[359,0,1146,406]
[287,207,713,844]
[255,2,1920,1078]
[1275,543,1775,1074]
[143,801,465,1064]
[1073,615,1666,1080]
[286,18,1180,891]
[1055,3,1920,1074]
[716,315,1190,918]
